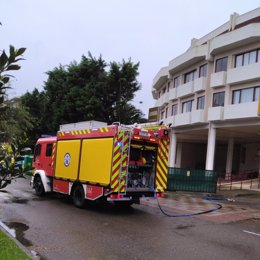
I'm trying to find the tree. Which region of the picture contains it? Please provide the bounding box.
[0,45,26,102]
[0,45,27,145]
[22,53,146,140]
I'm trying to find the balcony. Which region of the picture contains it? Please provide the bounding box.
[193,77,207,92]
[162,92,169,105]
[169,88,177,100]
[154,92,169,107]
[210,71,227,88]
[208,107,224,121]
[155,96,164,107]
[152,66,169,90]
[227,63,260,85]
[210,23,260,55]
[191,110,206,124]
[169,44,207,74]
[176,81,194,98]
[164,116,175,127]
[224,101,258,120]
[175,112,191,126]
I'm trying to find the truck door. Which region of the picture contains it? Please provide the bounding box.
[33,142,54,176]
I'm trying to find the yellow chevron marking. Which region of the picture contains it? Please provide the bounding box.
[100,128,104,133]
[157,156,168,174]
[105,128,109,132]
[83,130,86,134]
[111,179,119,189]
[156,174,166,188]
[157,166,167,183]
[87,129,91,134]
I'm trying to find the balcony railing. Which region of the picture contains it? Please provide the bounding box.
[210,71,227,88]
[193,77,207,92]
[176,81,194,98]
[224,102,258,120]
[175,112,191,126]
[227,62,260,85]
[208,107,224,121]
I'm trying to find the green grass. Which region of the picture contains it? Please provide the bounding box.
[0,229,30,260]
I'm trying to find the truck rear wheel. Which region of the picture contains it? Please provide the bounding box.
[34,175,45,196]
[72,185,85,208]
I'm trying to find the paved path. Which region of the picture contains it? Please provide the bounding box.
[140,191,260,223]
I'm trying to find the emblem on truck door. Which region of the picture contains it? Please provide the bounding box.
[64,153,71,167]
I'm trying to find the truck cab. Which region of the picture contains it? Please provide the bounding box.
[32,137,56,195]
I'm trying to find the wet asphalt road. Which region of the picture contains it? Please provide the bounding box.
[0,177,260,260]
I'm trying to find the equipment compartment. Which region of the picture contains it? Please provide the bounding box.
[127,144,157,190]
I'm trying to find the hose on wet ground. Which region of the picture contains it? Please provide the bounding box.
[149,187,223,217]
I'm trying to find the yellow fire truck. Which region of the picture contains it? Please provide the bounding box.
[32,123,169,207]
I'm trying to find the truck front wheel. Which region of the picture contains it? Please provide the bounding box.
[34,176,45,196]
[72,185,85,208]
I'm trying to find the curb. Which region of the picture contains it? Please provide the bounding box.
[0,221,40,259]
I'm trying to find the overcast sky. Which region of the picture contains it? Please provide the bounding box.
[1,0,260,116]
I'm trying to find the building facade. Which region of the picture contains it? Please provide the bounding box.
[151,8,260,178]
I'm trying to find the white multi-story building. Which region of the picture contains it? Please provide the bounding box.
[151,8,260,178]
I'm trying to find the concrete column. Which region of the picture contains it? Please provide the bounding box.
[169,132,177,167]
[206,124,216,170]
[225,138,234,179]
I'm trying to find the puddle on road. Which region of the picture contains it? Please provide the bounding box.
[4,221,32,247]
[0,190,10,194]
[176,224,195,230]
[4,196,29,204]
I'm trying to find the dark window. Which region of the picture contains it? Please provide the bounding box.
[165,107,168,118]
[171,104,178,116]
[232,86,260,104]
[215,57,228,72]
[167,82,170,92]
[174,76,180,88]
[162,87,166,94]
[197,96,205,110]
[184,70,196,83]
[158,91,161,98]
[46,143,53,157]
[235,49,260,67]
[33,144,41,162]
[161,110,165,120]
[182,100,193,113]
[213,92,225,107]
[199,64,207,77]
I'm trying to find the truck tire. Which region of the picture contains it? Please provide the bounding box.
[72,185,85,208]
[34,175,45,196]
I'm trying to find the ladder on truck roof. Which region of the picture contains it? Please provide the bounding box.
[117,129,131,196]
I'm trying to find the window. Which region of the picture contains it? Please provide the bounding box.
[161,110,165,120]
[215,57,228,72]
[213,92,225,107]
[232,86,260,104]
[199,64,207,77]
[174,76,180,88]
[165,107,168,118]
[162,87,166,94]
[33,144,41,162]
[184,70,196,83]
[171,104,178,116]
[182,100,193,113]
[158,91,161,98]
[235,49,260,67]
[46,143,53,157]
[197,96,205,110]
[167,82,170,92]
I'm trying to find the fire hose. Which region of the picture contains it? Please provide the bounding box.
[149,186,223,217]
